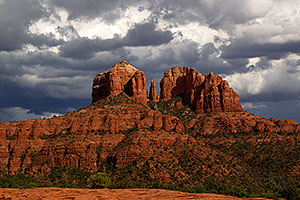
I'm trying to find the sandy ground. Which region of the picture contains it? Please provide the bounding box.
[0,188,272,200]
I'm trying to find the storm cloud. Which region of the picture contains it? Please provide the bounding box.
[0,0,300,122]
[0,0,62,51]
[221,40,300,59]
[59,22,174,59]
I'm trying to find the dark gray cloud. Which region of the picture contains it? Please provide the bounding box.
[27,34,63,48]
[132,41,249,76]
[221,40,300,59]
[0,0,42,51]
[147,0,272,29]
[0,107,59,122]
[198,43,249,74]
[0,0,62,51]
[118,40,250,87]
[0,99,87,122]
[242,92,300,103]
[124,22,174,46]
[59,22,174,59]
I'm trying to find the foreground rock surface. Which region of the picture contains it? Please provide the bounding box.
[0,188,271,200]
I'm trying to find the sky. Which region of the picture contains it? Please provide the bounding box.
[0,0,300,123]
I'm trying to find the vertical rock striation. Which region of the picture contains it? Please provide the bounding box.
[160,66,244,113]
[92,62,243,112]
[92,61,148,105]
[149,80,159,102]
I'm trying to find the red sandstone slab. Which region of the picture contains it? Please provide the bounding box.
[0,188,271,200]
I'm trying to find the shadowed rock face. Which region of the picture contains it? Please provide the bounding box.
[160,66,244,113]
[92,61,148,105]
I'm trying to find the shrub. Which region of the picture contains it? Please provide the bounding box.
[27,182,38,188]
[87,172,111,189]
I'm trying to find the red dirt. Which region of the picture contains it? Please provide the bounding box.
[0,188,271,200]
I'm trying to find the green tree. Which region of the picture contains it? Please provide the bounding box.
[87,172,111,189]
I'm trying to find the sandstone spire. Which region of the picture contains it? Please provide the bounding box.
[149,80,159,102]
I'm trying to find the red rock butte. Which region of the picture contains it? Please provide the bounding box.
[160,66,243,113]
[92,61,148,105]
[92,61,244,113]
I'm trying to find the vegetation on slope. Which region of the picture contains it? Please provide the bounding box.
[1,131,300,199]
[1,94,300,200]
[148,96,195,125]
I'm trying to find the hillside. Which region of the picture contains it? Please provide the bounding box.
[0,61,299,199]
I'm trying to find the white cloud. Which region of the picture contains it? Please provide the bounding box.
[245,0,273,17]
[224,70,266,96]
[247,57,261,68]
[0,107,62,122]
[29,5,152,41]
[29,8,76,41]
[225,54,300,99]
[232,0,300,43]
[74,6,151,39]
[170,22,229,46]
[242,102,267,109]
